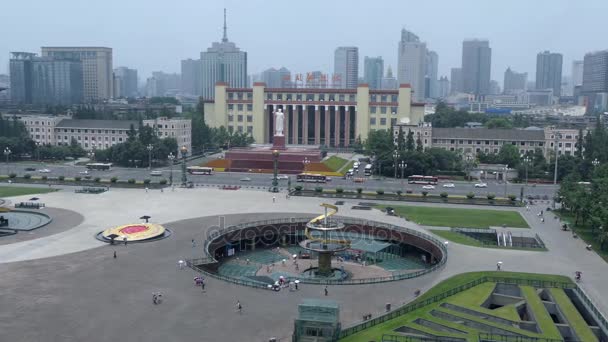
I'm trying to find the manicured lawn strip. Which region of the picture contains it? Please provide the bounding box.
[429,229,548,252]
[555,211,608,263]
[323,156,348,172]
[383,205,530,228]
[0,186,57,198]
[550,288,598,342]
[520,286,563,339]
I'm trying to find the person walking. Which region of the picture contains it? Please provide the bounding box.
[123,237,128,246]
[192,239,196,248]
[237,301,242,314]
[324,286,328,296]
[113,250,117,259]
[201,281,206,292]
[272,196,276,203]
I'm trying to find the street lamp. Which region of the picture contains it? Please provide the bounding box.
[147,144,153,170]
[553,133,562,185]
[88,143,96,162]
[504,164,509,198]
[522,156,531,185]
[399,161,407,180]
[271,150,280,193]
[592,158,600,168]
[36,141,41,162]
[167,152,175,185]
[302,157,310,190]
[393,150,399,179]
[180,146,188,187]
[3,147,11,175]
[465,153,473,181]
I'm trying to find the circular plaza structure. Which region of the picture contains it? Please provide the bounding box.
[97,223,171,243]
[0,209,52,232]
[194,207,447,288]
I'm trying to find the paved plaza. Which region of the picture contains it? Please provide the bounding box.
[0,187,607,341]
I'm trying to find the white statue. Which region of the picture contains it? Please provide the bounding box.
[274,108,285,136]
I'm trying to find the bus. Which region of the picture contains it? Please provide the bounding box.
[85,163,112,171]
[408,175,438,185]
[296,173,328,183]
[187,166,214,175]
[364,164,373,176]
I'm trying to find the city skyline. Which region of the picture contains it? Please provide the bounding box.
[1,0,606,84]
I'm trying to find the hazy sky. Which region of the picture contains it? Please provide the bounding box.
[2,0,606,84]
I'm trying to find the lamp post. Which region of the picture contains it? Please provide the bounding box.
[592,158,600,169]
[302,157,310,190]
[147,144,153,170]
[88,143,96,162]
[167,152,175,185]
[4,147,11,176]
[393,150,399,179]
[36,141,41,162]
[503,164,509,198]
[271,150,280,193]
[399,161,407,183]
[180,146,188,187]
[522,156,531,185]
[553,133,562,185]
[465,153,473,182]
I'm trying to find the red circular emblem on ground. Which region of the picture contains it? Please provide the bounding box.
[119,225,149,235]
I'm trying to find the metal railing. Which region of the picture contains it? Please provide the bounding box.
[382,334,464,342]
[337,276,575,339]
[450,228,546,250]
[478,333,566,342]
[572,285,608,333]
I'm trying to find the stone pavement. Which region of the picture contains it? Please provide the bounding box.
[0,188,606,341]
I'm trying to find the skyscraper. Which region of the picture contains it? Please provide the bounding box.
[397,29,427,101]
[582,50,608,111]
[146,72,180,97]
[536,51,563,96]
[425,51,438,98]
[450,68,462,94]
[381,65,398,90]
[181,59,201,96]
[438,76,449,98]
[113,67,138,98]
[461,40,491,97]
[363,56,384,90]
[334,47,359,88]
[503,67,527,94]
[261,67,291,88]
[9,52,35,104]
[41,46,112,101]
[572,60,584,88]
[201,9,247,99]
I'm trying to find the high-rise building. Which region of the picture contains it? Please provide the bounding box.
[113,67,138,98]
[363,56,384,90]
[304,71,328,89]
[489,80,501,95]
[536,51,563,96]
[438,76,449,98]
[450,68,462,94]
[381,65,398,90]
[397,29,427,101]
[261,67,292,88]
[41,47,112,101]
[503,67,527,94]
[572,60,584,88]
[425,51,438,98]
[10,52,83,105]
[180,59,201,96]
[461,39,491,97]
[582,50,608,112]
[200,9,247,99]
[334,47,359,89]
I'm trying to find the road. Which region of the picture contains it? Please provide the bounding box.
[1,160,558,198]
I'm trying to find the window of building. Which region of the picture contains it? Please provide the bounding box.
[484,148,489,153]
[84,129,88,133]
[476,141,481,145]
[276,94,283,100]
[237,92,243,100]
[112,130,115,134]
[370,94,377,102]
[370,117,376,125]
[476,148,481,152]
[84,143,88,148]
[426,132,429,136]
[228,126,234,133]
[381,95,387,102]
[494,141,499,145]
[228,104,234,110]
[306,94,314,101]
[566,135,572,139]
[228,92,234,100]
[380,118,387,125]
[339,94,345,101]
[237,104,243,111]
[371,106,377,114]
[237,115,243,122]
[450,147,455,151]
[119,137,123,142]
[520,141,525,146]
[318,94,325,101]
[228,114,234,122]
[391,107,397,114]
[329,94,335,101]
[558,143,563,147]
[237,126,243,132]
[247,92,252,100]
[77,136,81,140]
[349,94,355,101]
[247,126,253,134]
[296,94,302,101]
[247,104,253,111]
[246,115,253,123]
[266,93,273,100]
[105,137,108,141]
[286,94,292,100]
[565,143,572,147]
[391,118,397,125]
[112,137,115,142]
[432,139,438,143]
[380,107,387,114]
[97,130,101,133]
[84,136,88,141]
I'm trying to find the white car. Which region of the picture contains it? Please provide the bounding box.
[442,183,455,188]
[79,170,90,175]
[150,170,163,176]
[474,183,488,188]
[37,169,51,173]
[240,177,252,182]
[422,185,435,190]
[277,175,289,180]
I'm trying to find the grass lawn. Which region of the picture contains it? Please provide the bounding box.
[429,229,547,251]
[521,286,562,339]
[550,288,598,341]
[0,186,57,198]
[323,156,349,172]
[385,205,529,228]
[555,210,608,263]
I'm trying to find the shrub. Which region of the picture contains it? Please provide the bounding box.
[58,175,65,181]
[41,175,48,180]
[396,190,403,196]
[421,191,428,197]
[376,189,384,195]
[143,179,151,185]
[23,174,31,179]
[466,192,475,199]
[128,178,136,184]
[159,179,168,185]
[110,177,118,183]
[336,187,344,193]
[440,192,448,198]
[508,194,517,201]
[406,189,413,194]
[74,176,81,182]
[9,173,16,178]
[314,186,323,193]
[294,185,303,191]
[356,188,363,194]
[94,177,101,183]
[487,193,496,200]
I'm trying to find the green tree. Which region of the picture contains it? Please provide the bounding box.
[497,144,521,167]
[485,117,513,129]
[415,135,423,152]
[396,128,405,152]
[405,129,415,151]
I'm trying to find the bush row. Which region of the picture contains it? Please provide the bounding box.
[292,186,517,201]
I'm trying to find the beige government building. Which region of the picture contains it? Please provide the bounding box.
[204,82,425,146]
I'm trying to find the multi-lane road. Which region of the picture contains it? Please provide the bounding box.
[1,160,558,198]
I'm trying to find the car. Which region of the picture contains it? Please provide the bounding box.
[37,169,51,173]
[422,185,435,190]
[277,175,289,180]
[150,170,163,176]
[326,177,332,181]
[25,167,36,171]
[474,183,488,188]
[442,183,455,188]
[79,170,90,175]
[240,177,252,182]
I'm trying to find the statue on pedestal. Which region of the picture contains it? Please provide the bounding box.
[274,108,284,136]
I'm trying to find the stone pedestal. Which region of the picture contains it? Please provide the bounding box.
[317,252,333,277]
[272,135,286,150]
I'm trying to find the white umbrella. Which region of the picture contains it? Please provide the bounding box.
[294,280,300,284]
[497,261,503,264]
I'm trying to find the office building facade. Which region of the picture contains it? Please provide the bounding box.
[397,29,427,101]
[582,50,608,112]
[113,67,138,98]
[180,59,202,96]
[363,57,384,90]
[142,117,192,153]
[438,76,449,98]
[461,40,492,97]
[572,60,584,88]
[334,47,359,89]
[261,67,292,88]
[536,51,563,96]
[450,68,462,94]
[381,66,398,90]
[503,67,527,94]
[425,51,438,99]
[200,9,247,99]
[41,47,113,101]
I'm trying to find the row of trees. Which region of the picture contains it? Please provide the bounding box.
[424,102,531,129]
